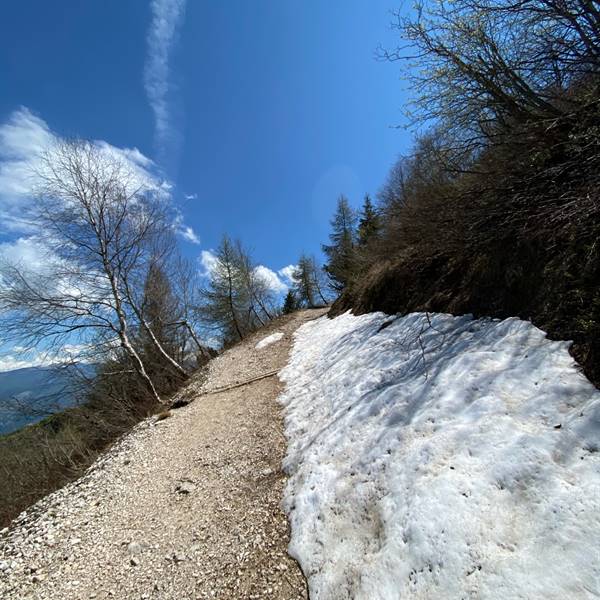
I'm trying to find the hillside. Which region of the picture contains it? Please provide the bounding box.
[0,309,325,599]
[0,366,91,436]
[2,308,599,599]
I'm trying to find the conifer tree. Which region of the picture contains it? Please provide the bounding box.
[357,194,381,247]
[292,254,329,308]
[198,235,249,343]
[322,195,358,292]
[282,289,297,314]
[292,255,317,308]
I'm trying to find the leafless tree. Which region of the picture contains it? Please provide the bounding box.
[0,139,174,404]
[381,0,600,155]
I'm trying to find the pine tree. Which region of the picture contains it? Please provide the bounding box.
[292,254,317,308]
[321,195,357,292]
[282,289,297,314]
[357,194,381,246]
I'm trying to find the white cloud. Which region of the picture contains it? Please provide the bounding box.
[0,237,51,273]
[144,0,186,158]
[0,107,201,274]
[0,351,53,372]
[173,213,200,244]
[254,265,288,294]
[0,107,169,238]
[199,250,218,276]
[278,264,297,286]
[0,342,98,372]
[184,193,197,200]
[179,225,200,244]
[198,251,290,294]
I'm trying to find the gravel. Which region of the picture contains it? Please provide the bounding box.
[0,309,326,600]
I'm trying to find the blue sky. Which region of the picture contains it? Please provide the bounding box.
[0,1,412,368]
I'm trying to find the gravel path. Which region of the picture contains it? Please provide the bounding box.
[0,308,326,600]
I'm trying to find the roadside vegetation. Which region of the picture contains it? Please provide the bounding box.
[323,0,600,387]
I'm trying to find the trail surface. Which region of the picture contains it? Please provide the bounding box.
[0,309,326,600]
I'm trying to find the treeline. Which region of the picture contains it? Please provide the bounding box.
[326,0,600,386]
[198,237,328,346]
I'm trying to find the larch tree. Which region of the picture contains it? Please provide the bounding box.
[197,235,250,343]
[292,254,328,308]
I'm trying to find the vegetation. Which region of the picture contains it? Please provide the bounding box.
[325,0,600,387]
[0,142,212,525]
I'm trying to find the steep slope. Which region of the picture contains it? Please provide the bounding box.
[0,309,326,600]
[279,311,600,599]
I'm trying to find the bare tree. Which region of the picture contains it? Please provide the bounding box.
[381,0,600,154]
[168,254,213,364]
[0,140,171,404]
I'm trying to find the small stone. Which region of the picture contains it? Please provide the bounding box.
[176,481,196,494]
[173,552,186,563]
[130,556,140,567]
[127,541,142,555]
[261,468,274,477]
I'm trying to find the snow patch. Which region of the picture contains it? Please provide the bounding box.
[279,311,600,599]
[255,332,284,350]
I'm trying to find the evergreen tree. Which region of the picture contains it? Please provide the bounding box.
[292,254,317,308]
[322,195,358,292]
[282,289,297,314]
[357,194,381,246]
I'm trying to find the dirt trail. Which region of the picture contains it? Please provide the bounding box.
[0,308,327,600]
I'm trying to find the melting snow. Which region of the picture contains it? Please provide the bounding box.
[255,331,284,350]
[279,311,600,599]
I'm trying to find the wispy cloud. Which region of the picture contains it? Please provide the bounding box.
[144,0,186,161]
[173,212,200,244]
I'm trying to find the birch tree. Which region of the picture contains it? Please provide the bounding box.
[0,140,172,404]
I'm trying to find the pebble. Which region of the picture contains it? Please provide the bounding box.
[176,480,196,495]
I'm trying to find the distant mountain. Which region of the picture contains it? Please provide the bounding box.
[0,366,92,436]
